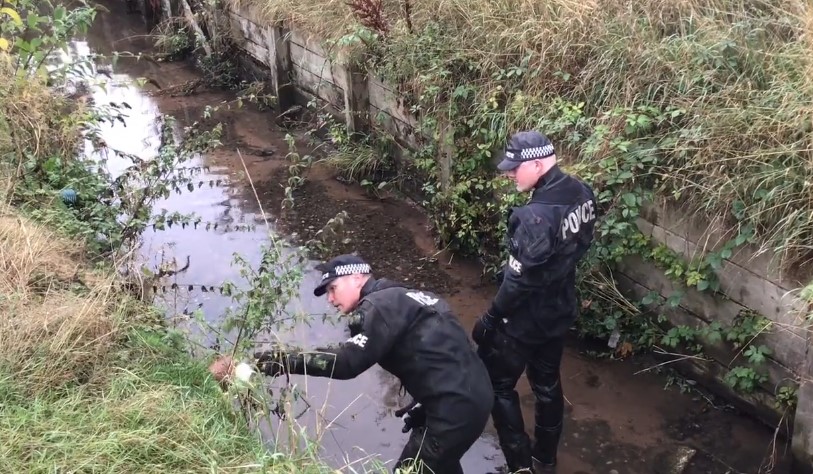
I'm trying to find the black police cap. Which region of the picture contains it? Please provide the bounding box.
[313,254,372,297]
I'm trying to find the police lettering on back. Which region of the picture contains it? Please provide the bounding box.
[561,199,596,241]
[407,291,439,306]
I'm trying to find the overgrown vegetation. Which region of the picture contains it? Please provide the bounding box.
[224,0,812,407]
[0,0,383,471]
[0,205,346,471]
[150,0,245,91]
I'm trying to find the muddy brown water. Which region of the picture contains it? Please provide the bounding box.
[70,2,793,472]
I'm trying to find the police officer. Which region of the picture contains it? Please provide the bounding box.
[213,254,494,474]
[472,131,597,473]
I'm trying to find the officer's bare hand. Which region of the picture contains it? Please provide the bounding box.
[209,355,236,387]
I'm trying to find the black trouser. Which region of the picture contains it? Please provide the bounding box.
[478,330,565,471]
[393,413,488,474]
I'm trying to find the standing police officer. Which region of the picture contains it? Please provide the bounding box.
[472,131,597,473]
[213,254,494,474]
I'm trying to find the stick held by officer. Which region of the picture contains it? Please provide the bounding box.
[212,254,494,474]
[472,131,597,473]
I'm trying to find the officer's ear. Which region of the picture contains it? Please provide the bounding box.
[351,274,370,291]
[532,159,546,171]
[531,159,549,179]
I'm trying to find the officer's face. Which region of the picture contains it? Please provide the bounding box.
[325,275,363,313]
[504,160,542,192]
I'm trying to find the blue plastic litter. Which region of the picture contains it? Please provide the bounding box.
[60,188,78,205]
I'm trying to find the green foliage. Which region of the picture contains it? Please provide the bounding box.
[152,0,242,90]
[0,0,227,259]
[775,385,798,411]
[245,0,813,268]
[10,113,222,258]
[724,366,768,394]
[282,133,315,209]
[0,321,322,472]
[153,20,193,60]
[0,0,96,77]
[196,51,241,89]
[725,311,772,350]
[316,109,397,193]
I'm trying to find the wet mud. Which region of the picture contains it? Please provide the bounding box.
[80,2,792,473]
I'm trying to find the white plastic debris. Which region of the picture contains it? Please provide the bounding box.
[608,329,621,349]
[234,361,255,382]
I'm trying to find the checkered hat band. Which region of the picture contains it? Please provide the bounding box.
[520,145,555,159]
[322,263,372,281]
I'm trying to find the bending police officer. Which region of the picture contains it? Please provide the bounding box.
[472,131,597,473]
[215,254,494,474]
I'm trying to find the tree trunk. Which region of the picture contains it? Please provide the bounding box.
[160,0,172,23]
[179,0,212,57]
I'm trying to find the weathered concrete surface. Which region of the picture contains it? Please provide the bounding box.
[793,339,813,474]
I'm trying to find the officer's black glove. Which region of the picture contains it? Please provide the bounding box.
[472,311,499,346]
[394,400,425,433]
[493,268,505,285]
[254,349,288,377]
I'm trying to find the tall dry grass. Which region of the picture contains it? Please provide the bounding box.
[0,208,82,295]
[0,205,118,394]
[0,178,324,472]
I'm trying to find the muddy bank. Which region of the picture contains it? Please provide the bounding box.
[83,2,791,473]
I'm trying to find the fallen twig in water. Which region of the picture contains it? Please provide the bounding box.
[634,348,711,376]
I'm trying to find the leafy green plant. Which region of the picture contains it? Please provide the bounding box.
[0,0,96,77]
[281,133,315,210]
[775,385,798,411]
[724,366,768,394]
[152,19,193,60]
[726,311,772,350]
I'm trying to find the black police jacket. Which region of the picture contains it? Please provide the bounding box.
[488,164,597,344]
[283,278,494,431]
